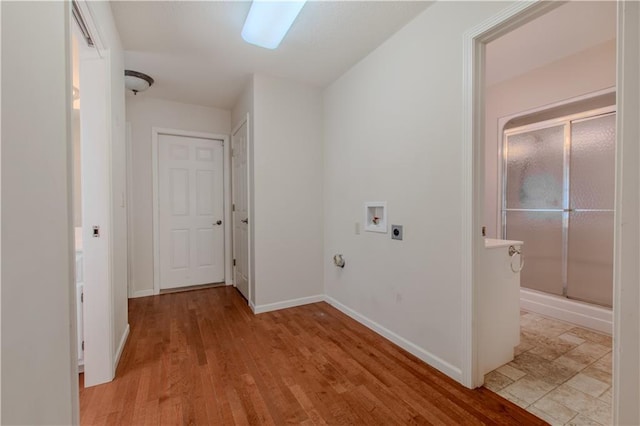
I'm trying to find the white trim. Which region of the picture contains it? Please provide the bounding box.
[151,127,230,295]
[462,1,565,389]
[65,4,79,420]
[252,295,325,314]
[224,127,233,286]
[130,289,154,299]
[0,2,3,418]
[249,300,256,313]
[613,2,640,423]
[520,289,612,334]
[113,323,130,372]
[125,121,134,298]
[325,296,462,382]
[231,115,248,138]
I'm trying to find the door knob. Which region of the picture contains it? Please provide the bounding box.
[213,220,222,226]
[241,218,249,224]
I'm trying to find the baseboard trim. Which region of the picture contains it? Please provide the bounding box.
[252,294,325,314]
[520,288,612,334]
[249,300,256,313]
[113,324,130,372]
[324,295,463,383]
[130,289,154,299]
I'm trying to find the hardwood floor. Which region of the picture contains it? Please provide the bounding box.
[80,287,547,425]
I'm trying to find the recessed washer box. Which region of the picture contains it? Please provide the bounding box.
[364,202,387,233]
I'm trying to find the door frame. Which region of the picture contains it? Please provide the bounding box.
[151,127,231,295]
[73,1,117,387]
[462,1,640,423]
[231,114,252,304]
[126,121,134,298]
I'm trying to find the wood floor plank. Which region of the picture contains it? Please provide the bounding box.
[80,287,548,425]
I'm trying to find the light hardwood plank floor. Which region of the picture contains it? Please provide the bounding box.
[80,287,547,425]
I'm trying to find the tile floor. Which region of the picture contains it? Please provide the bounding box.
[484,310,612,426]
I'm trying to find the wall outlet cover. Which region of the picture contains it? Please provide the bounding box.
[391,225,403,240]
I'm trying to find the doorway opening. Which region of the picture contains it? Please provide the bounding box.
[464,1,622,424]
[486,100,615,425]
[151,128,232,295]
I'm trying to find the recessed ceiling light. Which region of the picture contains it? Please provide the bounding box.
[241,0,307,50]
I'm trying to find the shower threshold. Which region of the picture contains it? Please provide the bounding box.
[520,288,612,334]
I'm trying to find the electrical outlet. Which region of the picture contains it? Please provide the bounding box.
[391,225,403,240]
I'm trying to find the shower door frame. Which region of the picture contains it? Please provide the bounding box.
[501,106,616,302]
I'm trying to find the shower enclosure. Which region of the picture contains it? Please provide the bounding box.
[502,107,615,308]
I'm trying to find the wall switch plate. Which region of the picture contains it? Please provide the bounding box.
[391,225,403,240]
[355,222,360,235]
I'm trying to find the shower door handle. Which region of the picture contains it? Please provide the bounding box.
[563,208,575,212]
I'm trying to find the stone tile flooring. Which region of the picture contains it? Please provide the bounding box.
[484,311,612,425]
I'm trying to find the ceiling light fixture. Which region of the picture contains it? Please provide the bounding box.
[124,70,154,95]
[241,0,307,50]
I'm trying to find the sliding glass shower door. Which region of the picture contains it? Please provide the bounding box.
[503,110,615,308]
[504,125,565,297]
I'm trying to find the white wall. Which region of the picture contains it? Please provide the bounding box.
[484,39,616,237]
[252,74,324,308]
[126,96,230,296]
[323,1,508,381]
[1,1,78,423]
[231,77,254,130]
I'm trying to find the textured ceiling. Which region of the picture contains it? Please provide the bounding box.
[486,1,616,87]
[111,1,432,109]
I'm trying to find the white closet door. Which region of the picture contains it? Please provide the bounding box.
[158,134,224,289]
[232,122,249,300]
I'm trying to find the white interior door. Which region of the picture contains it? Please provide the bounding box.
[232,122,249,300]
[158,134,225,289]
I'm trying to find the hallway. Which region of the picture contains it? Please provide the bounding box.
[79,287,545,425]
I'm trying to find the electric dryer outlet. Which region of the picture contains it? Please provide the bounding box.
[391,225,403,240]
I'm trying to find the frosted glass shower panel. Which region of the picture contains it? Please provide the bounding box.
[505,125,565,209]
[505,211,564,296]
[567,211,614,307]
[570,114,616,210]
[567,113,615,307]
